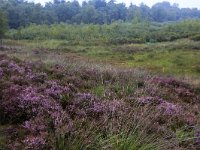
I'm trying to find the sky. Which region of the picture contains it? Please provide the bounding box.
[31,0,200,8]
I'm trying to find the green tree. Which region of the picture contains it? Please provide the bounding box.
[0,10,8,44]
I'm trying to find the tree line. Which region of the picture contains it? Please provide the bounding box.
[0,0,200,29]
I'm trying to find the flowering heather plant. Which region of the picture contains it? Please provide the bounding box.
[23,115,49,133]
[89,100,124,117]
[91,101,107,114]
[157,101,181,116]
[107,100,125,113]
[18,86,44,115]
[10,75,29,85]
[137,96,164,105]
[68,93,125,119]
[1,84,24,122]
[26,72,47,83]
[23,136,46,150]
[68,93,98,117]
[151,76,198,104]
[0,54,200,149]
[0,59,9,67]
[45,80,70,99]
[194,130,200,147]
[184,113,197,126]
[175,87,197,102]
[51,110,73,135]
[153,77,189,88]
[8,62,25,74]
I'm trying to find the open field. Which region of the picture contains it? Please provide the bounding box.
[3,38,200,82]
[1,0,200,148]
[0,34,200,149]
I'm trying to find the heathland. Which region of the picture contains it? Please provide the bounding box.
[0,0,200,149]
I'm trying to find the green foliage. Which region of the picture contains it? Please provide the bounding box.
[60,94,72,108]
[101,133,159,150]
[176,129,193,142]
[125,42,200,76]
[55,134,66,150]
[0,10,8,39]
[0,0,200,29]
[92,85,105,97]
[175,128,194,147]
[190,34,200,41]
[6,20,200,45]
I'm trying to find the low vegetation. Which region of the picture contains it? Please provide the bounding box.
[1,0,200,149]
[5,20,200,44]
[0,11,7,41]
[0,52,200,149]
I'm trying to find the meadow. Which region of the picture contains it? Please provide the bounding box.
[0,20,200,149]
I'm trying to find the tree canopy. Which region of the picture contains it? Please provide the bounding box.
[0,0,200,29]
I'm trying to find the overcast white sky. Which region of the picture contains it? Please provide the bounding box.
[31,0,200,8]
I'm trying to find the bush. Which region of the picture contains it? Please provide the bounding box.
[6,20,200,44]
[190,34,200,41]
[0,11,8,40]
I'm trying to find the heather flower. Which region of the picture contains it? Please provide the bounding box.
[194,131,200,145]
[10,75,23,81]
[24,121,31,130]
[153,77,188,88]
[137,96,164,105]
[76,93,94,101]
[1,54,200,149]
[68,93,95,117]
[19,86,64,115]
[108,100,123,113]
[26,72,47,83]
[70,93,124,118]
[23,136,46,150]
[91,102,107,114]
[175,88,196,100]
[23,118,47,133]
[45,81,70,99]
[8,62,25,74]
[1,84,23,117]
[0,59,9,66]
[157,101,181,116]
[0,56,74,148]
[19,86,42,111]
[10,75,30,85]
[184,113,196,125]
[51,110,73,134]
[72,93,95,108]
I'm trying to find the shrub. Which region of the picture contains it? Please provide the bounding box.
[190,34,200,41]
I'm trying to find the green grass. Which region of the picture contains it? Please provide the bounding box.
[126,49,200,76]
[77,39,200,77]
[2,38,200,78]
[91,85,105,97]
